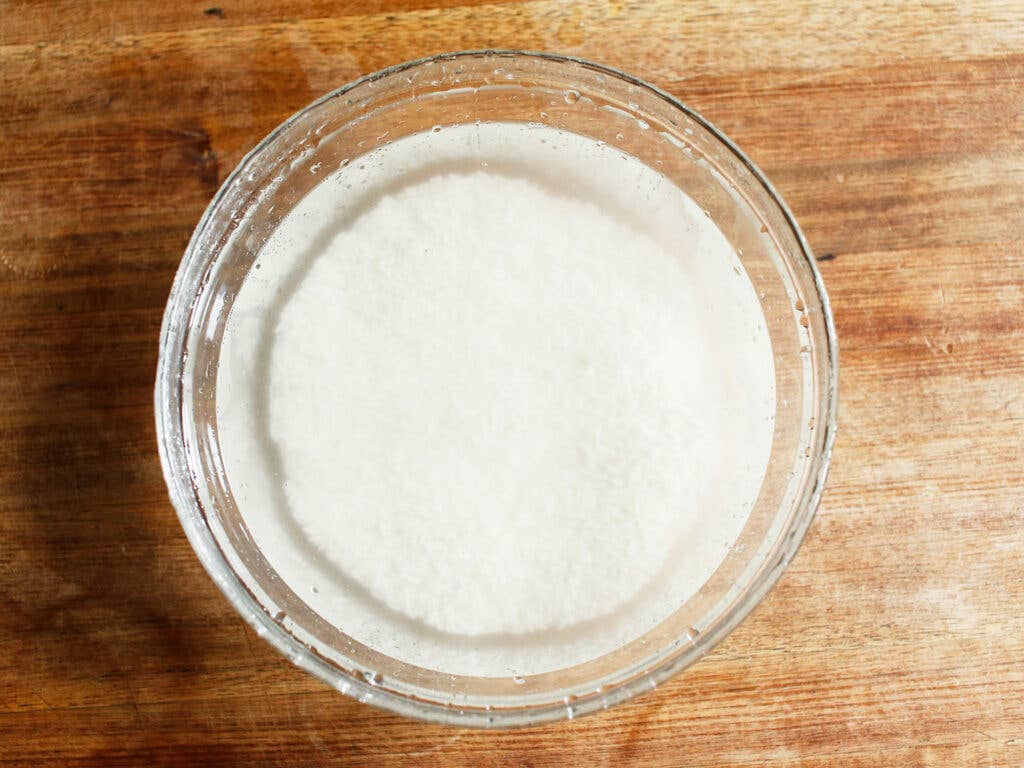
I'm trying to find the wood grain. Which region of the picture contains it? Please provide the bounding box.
[1,1,1022,766]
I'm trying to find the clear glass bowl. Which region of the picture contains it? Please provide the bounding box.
[155,50,838,727]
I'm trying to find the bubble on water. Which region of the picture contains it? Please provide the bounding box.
[563,89,580,104]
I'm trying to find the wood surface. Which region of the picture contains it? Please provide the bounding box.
[2,1,1023,765]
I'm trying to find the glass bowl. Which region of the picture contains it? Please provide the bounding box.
[155,50,837,727]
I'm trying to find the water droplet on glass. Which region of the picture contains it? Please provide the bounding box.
[686,626,700,641]
[273,610,286,622]
[615,132,624,140]
[512,674,526,685]
[637,119,650,130]
[364,670,383,685]
[311,586,319,595]
[310,162,321,174]
[563,89,580,104]
[431,125,442,133]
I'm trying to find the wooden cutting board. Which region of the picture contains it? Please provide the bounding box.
[1,2,1021,765]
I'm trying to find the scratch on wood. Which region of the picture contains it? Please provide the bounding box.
[400,733,464,758]
[968,726,999,744]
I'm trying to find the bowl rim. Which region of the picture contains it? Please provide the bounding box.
[155,48,839,728]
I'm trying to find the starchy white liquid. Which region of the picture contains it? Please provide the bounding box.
[217,122,776,677]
